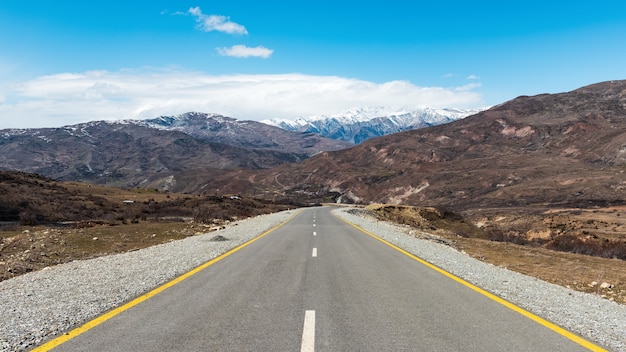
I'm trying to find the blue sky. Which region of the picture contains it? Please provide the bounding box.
[1,1,625,128]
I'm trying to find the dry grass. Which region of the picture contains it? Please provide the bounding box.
[452,237,626,303]
[366,204,626,304]
[0,221,202,281]
[0,214,273,282]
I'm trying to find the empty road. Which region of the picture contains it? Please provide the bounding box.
[40,207,601,351]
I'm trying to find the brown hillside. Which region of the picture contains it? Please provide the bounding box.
[204,80,626,210]
[0,114,351,191]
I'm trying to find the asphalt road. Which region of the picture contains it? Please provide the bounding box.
[49,207,596,351]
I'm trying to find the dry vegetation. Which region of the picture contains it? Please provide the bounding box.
[366,204,626,304]
[0,171,301,281]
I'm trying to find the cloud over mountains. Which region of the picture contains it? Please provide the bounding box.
[0,70,483,129]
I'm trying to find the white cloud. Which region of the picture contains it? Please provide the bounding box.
[188,6,248,35]
[217,45,273,59]
[455,83,482,91]
[467,74,479,80]
[0,69,484,128]
[443,73,456,78]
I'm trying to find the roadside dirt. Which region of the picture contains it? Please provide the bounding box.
[0,220,230,282]
[0,171,298,282]
[367,204,626,304]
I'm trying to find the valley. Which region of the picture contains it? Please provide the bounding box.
[2,80,626,306]
[5,4,626,350]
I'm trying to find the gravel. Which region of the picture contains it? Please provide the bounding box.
[2,207,625,351]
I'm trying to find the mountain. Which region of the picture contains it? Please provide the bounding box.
[0,113,350,190]
[6,79,626,208]
[263,107,481,144]
[205,80,626,210]
[138,112,351,154]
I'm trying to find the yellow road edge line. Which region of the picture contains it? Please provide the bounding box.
[335,214,607,352]
[32,210,301,352]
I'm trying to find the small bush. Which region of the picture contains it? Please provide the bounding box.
[546,234,626,260]
[486,229,540,246]
[19,211,40,226]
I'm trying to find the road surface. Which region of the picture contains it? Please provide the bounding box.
[43,207,600,351]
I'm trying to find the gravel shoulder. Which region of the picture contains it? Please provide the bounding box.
[2,206,625,351]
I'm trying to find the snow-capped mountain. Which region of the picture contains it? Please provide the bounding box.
[133,112,351,153]
[263,107,482,144]
[0,112,351,191]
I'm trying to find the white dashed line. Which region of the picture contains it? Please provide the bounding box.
[301,310,315,352]
[312,248,317,257]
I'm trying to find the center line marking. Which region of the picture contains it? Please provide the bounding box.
[312,248,317,257]
[301,310,315,352]
[313,231,317,236]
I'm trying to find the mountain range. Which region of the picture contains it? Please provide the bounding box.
[0,108,470,190]
[2,80,626,212]
[0,113,350,189]
[263,107,480,144]
[136,112,351,153]
[200,80,626,211]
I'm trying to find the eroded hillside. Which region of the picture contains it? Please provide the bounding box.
[203,80,626,211]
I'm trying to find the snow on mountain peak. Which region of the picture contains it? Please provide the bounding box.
[262,106,482,144]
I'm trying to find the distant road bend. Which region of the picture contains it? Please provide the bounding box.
[35,207,605,351]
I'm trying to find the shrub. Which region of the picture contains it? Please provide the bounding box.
[546,234,626,260]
